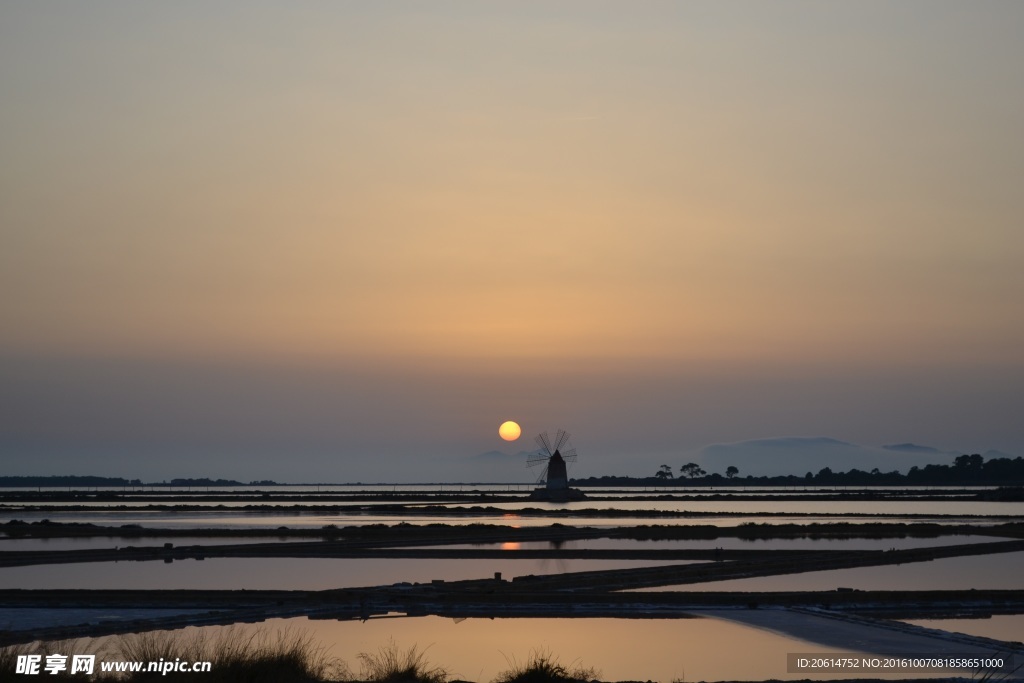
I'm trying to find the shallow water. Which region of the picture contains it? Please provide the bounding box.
[628,551,1024,592]
[413,535,1005,551]
[448,499,1024,517]
[91,614,868,682]
[81,610,1002,681]
[0,534,1002,553]
[902,615,1024,645]
[0,536,309,551]
[0,607,209,632]
[0,556,676,590]
[3,509,1018,530]
[2,484,996,493]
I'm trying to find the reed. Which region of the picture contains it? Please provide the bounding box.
[0,628,349,682]
[493,649,599,683]
[356,640,449,683]
[117,627,349,682]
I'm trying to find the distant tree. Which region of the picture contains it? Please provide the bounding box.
[954,454,983,470]
[725,465,739,479]
[680,462,706,479]
[654,465,674,480]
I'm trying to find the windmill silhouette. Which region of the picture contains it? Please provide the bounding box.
[527,429,578,491]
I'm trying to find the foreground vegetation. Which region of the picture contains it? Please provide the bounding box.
[0,628,345,682]
[0,632,603,683]
[494,650,599,683]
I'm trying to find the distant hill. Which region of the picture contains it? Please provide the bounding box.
[983,449,1018,460]
[697,436,966,477]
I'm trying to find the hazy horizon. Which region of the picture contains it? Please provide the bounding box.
[2,3,1022,482]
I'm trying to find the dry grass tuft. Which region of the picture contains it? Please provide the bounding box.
[114,626,350,682]
[0,627,349,682]
[357,640,449,683]
[493,649,599,683]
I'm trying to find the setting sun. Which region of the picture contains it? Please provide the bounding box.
[498,421,521,441]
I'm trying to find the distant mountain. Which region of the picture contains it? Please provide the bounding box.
[697,436,957,477]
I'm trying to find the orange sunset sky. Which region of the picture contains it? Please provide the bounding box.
[1,3,1022,481]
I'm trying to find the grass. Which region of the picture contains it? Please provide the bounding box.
[357,640,449,683]
[2,634,604,683]
[0,639,106,681]
[0,628,349,682]
[493,649,600,683]
[119,627,349,682]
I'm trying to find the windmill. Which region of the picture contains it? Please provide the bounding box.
[527,429,578,491]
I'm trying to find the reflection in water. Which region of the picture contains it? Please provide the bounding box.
[4,511,1008,529]
[98,614,864,682]
[699,609,1011,657]
[449,499,1024,516]
[4,504,1020,530]
[632,551,1024,592]
[414,535,1004,552]
[902,615,1024,645]
[0,536,313,552]
[0,557,677,590]
[0,535,1004,553]
[7,496,1017,517]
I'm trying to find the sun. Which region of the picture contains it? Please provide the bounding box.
[498,420,521,441]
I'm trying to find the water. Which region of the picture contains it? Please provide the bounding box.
[0,536,311,551]
[82,610,1011,681]
[5,498,1020,516]
[902,615,1024,645]
[6,549,1019,593]
[5,492,1020,678]
[1,534,1005,553]
[0,557,679,590]
[92,614,867,682]
[413,535,1005,551]
[446,499,1024,516]
[4,509,1019,530]
[628,551,1024,592]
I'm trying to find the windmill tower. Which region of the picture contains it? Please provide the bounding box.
[527,429,585,500]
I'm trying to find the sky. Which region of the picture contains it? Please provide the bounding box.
[2,2,1022,482]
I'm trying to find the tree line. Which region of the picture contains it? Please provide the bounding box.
[574,453,1024,487]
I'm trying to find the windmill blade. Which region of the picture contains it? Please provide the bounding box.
[553,429,571,452]
[526,452,549,468]
[535,432,553,455]
[561,447,578,463]
[535,464,549,485]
